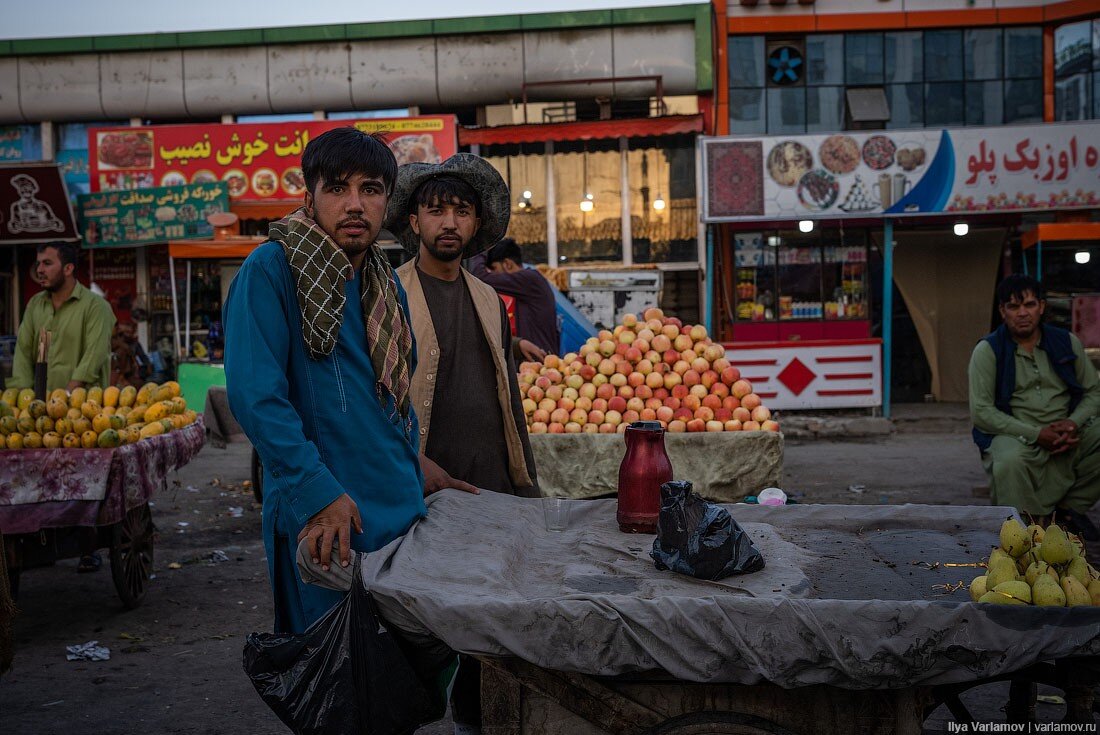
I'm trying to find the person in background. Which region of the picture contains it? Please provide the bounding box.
[224,128,473,635]
[10,242,115,394]
[388,155,538,735]
[969,274,1100,539]
[110,322,149,387]
[469,237,559,359]
[10,241,116,573]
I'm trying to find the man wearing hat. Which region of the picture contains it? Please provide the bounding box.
[387,154,538,734]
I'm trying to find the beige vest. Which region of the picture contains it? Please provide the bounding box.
[396,259,533,488]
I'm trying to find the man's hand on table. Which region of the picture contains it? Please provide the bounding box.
[419,455,479,497]
[66,380,86,392]
[298,493,362,571]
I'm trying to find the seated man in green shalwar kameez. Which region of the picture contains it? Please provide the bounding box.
[969,274,1100,540]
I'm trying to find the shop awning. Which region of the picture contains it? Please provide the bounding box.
[1021,222,1100,250]
[459,115,704,147]
[231,201,298,220]
[168,238,264,259]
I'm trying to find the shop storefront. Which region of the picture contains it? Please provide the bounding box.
[77,182,234,375]
[0,129,46,328]
[0,163,80,381]
[79,115,458,372]
[1020,222,1100,369]
[465,115,706,329]
[702,119,1100,411]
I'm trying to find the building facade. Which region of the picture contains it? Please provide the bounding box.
[0,5,715,352]
[707,0,1099,410]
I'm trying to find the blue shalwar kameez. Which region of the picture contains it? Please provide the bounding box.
[224,242,425,633]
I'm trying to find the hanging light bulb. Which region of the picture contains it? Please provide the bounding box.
[579,148,593,212]
[522,190,533,200]
[653,195,666,211]
[953,222,969,237]
[1076,250,1091,264]
[798,219,814,233]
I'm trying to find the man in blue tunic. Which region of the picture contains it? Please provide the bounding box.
[224,128,474,633]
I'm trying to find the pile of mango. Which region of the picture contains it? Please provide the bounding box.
[970,517,1100,607]
[0,382,197,450]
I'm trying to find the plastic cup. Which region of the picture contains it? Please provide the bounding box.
[542,498,571,532]
[757,487,787,506]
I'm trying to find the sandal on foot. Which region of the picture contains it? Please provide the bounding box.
[77,553,102,573]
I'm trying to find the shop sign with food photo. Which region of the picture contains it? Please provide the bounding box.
[88,117,457,200]
[702,120,1100,222]
[77,182,229,248]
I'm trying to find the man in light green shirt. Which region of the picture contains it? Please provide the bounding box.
[10,242,115,393]
[969,275,1100,538]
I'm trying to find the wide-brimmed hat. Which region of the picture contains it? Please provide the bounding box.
[384,153,510,257]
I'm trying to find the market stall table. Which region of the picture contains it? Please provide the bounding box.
[0,419,205,607]
[301,491,1100,734]
[530,432,782,502]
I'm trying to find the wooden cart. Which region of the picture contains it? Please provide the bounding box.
[478,655,1100,734]
[1,420,204,608]
[339,493,1100,734]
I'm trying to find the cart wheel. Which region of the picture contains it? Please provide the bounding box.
[646,712,800,735]
[109,503,155,609]
[925,660,1100,728]
[250,448,264,505]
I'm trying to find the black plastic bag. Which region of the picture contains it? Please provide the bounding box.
[242,558,439,735]
[651,480,765,580]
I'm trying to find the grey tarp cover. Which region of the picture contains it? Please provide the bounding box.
[530,432,783,502]
[299,491,1100,690]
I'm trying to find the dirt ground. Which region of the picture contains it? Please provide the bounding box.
[1,431,1095,734]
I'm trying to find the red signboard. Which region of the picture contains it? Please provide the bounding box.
[89,117,458,201]
[0,163,79,244]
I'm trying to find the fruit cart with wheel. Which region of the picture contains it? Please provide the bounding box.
[0,418,205,608]
[300,492,1100,734]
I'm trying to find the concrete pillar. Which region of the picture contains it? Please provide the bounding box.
[545,140,557,267]
[135,247,150,349]
[40,121,55,161]
[620,137,633,267]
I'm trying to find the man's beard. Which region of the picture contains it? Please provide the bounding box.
[39,274,64,292]
[1008,320,1038,340]
[423,240,465,262]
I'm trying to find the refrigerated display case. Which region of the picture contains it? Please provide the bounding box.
[730,229,870,342]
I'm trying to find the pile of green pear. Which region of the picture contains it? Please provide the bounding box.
[969,518,1100,607]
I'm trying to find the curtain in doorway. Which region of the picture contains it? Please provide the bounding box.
[892,229,1004,402]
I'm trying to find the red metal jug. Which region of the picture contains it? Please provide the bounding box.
[617,421,673,533]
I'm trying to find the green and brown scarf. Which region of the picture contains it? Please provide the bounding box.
[268,207,413,425]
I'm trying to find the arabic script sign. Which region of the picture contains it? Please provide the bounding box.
[0,163,79,244]
[77,182,229,248]
[88,117,458,200]
[701,121,1100,222]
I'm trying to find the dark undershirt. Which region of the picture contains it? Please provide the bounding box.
[419,270,515,494]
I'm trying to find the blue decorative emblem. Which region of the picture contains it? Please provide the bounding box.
[767,46,803,85]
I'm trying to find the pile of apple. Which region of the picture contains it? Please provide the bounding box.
[519,309,778,434]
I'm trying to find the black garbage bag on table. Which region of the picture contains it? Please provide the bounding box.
[242,557,446,735]
[651,480,765,580]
